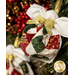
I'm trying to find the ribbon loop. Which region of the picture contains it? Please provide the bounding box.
[45,19,55,34]
[27,15,55,35]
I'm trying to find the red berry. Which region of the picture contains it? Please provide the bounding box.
[18,17,22,21]
[23,4,29,9]
[22,24,26,29]
[24,13,27,16]
[17,24,21,28]
[45,7,49,10]
[18,29,22,33]
[15,19,18,22]
[22,16,25,19]
[17,21,21,24]
[9,0,12,2]
[13,31,17,35]
[25,9,28,12]
[21,20,25,23]
[25,15,29,19]
[23,5,26,9]
[25,4,29,8]
[11,17,15,21]
[20,13,24,16]
[24,20,27,23]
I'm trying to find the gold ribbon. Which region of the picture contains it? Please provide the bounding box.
[27,15,55,34]
[54,0,63,14]
[14,36,20,48]
[6,53,16,62]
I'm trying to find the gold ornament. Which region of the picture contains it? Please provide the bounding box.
[54,60,66,73]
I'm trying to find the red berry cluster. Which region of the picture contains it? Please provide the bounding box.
[14,12,30,35]
[23,4,30,12]
[36,0,51,10]
[13,4,30,35]
[44,3,51,10]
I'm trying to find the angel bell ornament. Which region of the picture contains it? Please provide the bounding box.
[20,4,68,63]
[6,44,34,75]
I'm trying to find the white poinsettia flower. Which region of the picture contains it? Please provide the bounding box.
[6,44,34,75]
[19,4,68,63]
[27,4,68,37]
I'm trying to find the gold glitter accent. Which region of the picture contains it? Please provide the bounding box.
[22,66,25,68]
[8,17,11,19]
[7,23,11,26]
[15,73,17,75]
[52,46,54,48]
[56,45,59,48]
[27,15,55,34]
[6,14,9,17]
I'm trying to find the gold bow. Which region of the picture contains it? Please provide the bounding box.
[27,15,55,34]
[6,53,16,62]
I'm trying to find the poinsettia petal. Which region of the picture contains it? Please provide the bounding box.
[54,17,68,37]
[26,4,47,19]
[44,10,58,20]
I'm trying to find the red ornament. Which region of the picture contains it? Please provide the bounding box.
[18,29,22,33]
[17,24,21,28]
[47,4,50,7]
[24,20,27,23]
[13,31,17,35]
